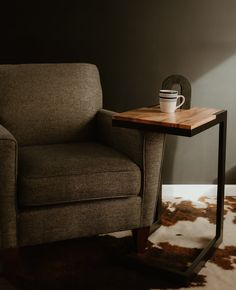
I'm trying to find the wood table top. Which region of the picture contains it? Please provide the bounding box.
[112,106,223,130]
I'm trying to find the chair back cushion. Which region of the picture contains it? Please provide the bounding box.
[0,63,102,145]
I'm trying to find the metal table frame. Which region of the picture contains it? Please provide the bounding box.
[113,110,227,280]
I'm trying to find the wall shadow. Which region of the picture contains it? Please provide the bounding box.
[1,0,236,183]
[226,166,236,184]
[2,1,236,110]
[213,166,236,184]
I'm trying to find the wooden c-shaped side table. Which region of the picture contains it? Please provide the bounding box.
[112,106,227,281]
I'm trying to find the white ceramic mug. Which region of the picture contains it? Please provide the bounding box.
[159,90,185,113]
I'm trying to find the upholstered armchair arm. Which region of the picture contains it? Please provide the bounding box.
[0,125,18,248]
[96,109,143,167]
[96,109,166,226]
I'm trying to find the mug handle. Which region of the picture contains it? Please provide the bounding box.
[176,95,185,110]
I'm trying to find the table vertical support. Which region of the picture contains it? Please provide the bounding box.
[216,111,227,242]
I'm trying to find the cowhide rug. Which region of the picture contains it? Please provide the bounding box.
[1,193,236,290]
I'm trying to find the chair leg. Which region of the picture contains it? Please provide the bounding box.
[132,226,150,254]
[0,251,3,274]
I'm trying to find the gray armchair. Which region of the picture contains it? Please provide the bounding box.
[0,63,165,251]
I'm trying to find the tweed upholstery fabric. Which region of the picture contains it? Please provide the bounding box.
[141,132,166,226]
[96,109,143,167]
[0,64,166,249]
[96,109,166,226]
[18,142,141,207]
[0,63,102,146]
[0,125,18,248]
[18,197,142,246]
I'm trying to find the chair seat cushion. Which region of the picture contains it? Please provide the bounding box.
[18,142,141,207]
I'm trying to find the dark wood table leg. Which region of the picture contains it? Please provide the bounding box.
[0,251,3,274]
[132,227,150,254]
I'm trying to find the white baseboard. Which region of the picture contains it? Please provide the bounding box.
[162,184,236,198]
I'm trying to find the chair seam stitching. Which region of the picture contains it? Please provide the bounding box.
[20,169,140,180]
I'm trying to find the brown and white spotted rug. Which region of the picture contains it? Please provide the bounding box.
[147,193,236,290]
[1,192,236,290]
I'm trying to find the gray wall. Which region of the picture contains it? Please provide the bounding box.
[1,0,235,183]
[156,0,236,184]
[98,0,236,184]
